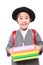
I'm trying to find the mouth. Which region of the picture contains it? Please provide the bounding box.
[21,23,27,26]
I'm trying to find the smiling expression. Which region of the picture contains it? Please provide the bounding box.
[16,12,31,30]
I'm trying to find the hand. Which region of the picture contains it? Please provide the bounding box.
[37,45,42,55]
[34,45,42,55]
[7,47,14,55]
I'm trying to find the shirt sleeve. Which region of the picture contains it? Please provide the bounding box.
[5,35,12,56]
[36,31,42,45]
[36,31,43,53]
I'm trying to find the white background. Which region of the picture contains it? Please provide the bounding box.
[0,0,43,65]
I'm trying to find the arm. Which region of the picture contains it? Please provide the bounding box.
[5,35,12,56]
[36,31,43,54]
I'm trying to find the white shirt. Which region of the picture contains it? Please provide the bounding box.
[20,29,28,46]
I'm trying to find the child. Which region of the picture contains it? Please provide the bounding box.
[6,7,43,65]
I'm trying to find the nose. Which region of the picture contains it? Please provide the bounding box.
[22,19,26,23]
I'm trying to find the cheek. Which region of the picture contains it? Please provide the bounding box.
[27,19,30,24]
[26,20,30,24]
[18,20,23,25]
[17,18,21,23]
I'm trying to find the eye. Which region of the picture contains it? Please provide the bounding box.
[20,18,23,20]
[25,17,28,19]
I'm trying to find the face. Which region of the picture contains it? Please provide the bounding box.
[16,12,31,30]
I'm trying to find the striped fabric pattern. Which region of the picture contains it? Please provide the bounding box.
[11,45,38,62]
